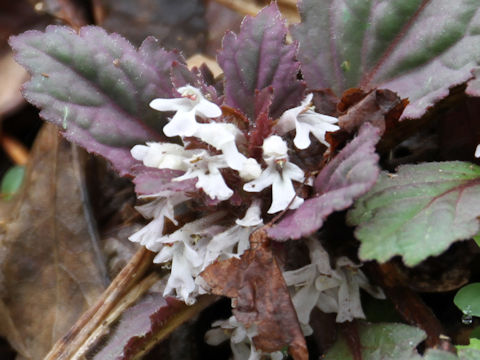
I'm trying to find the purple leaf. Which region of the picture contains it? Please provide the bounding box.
[9,27,173,174]
[88,293,216,359]
[218,3,305,121]
[132,167,196,195]
[9,25,198,194]
[293,0,480,119]
[90,293,183,359]
[248,87,274,160]
[268,123,380,240]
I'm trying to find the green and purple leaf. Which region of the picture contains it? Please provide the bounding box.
[293,0,480,119]
[347,161,480,266]
[9,26,196,194]
[218,3,305,121]
[268,123,380,240]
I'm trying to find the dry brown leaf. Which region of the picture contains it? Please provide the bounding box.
[0,124,107,359]
[201,228,308,360]
[338,88,407,134]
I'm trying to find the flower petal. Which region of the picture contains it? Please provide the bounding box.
[268,172,302,213]
[149,97,192,112]
[163,108,198,137]
[293,121,313,149]
[196,98,222,118]
[243,166,278,193]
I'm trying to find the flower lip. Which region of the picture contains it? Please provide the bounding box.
[149,85,222,138]
[244,135,305,213]
[275,93,340,150]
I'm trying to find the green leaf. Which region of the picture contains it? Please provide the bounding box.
[324,322,425,360]
[1,165,25,200]
[457,338,480,351]
[473,232,480,247]
[347,161,480,266]
[423,349,457,360]
[293,0,480,120]
[458,348,480,360]
[454,283,480,317]
[424,348,480,360]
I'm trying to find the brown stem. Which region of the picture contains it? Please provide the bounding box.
[339,321,362,360]
[44,247,155,360]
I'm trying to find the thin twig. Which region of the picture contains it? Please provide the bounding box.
[1,134,29,165]
[44,247,155,360]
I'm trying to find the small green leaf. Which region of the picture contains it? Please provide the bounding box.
[348,161,480,266]
[324,322,425,360]
[454,283,480,317]
[1,165,25,200]
[473,232,480,248]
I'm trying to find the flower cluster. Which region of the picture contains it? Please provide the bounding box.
[127,85,386,358]
[129,85,342,302]
[207,238,385,358]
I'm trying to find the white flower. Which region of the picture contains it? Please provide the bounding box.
[203,201,263,266]
[150,85,222,137]
[131,142,190,171]
[475,144,480,158]
[205,316,283,360]
[128,191,188,251]
[152,212,226,304]
[244,135,304,214]
[174,150,234,201]
[276,93,339,150]
[131,142,234,201]
[193,122,262,180]
[283,238,385,330]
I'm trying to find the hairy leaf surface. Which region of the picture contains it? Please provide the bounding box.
[9,26,198,194]
[293,0,480,119]
[218,3,304,120]
[348,161,480,266]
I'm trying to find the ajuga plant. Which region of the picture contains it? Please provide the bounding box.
[9,1,480,359]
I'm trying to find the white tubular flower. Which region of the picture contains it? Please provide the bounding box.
[276,93,339,150]
[205,316,283,360]
[203,201,263,266]
[174,150,234,201]
[150,85,222,137]
[152,212,226,304]
[131,142,234,201]
[193,122,262,180]
[283,238,385,331]
[244,135,304,214]
[128,191,188,251]
[131,142,191,171]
